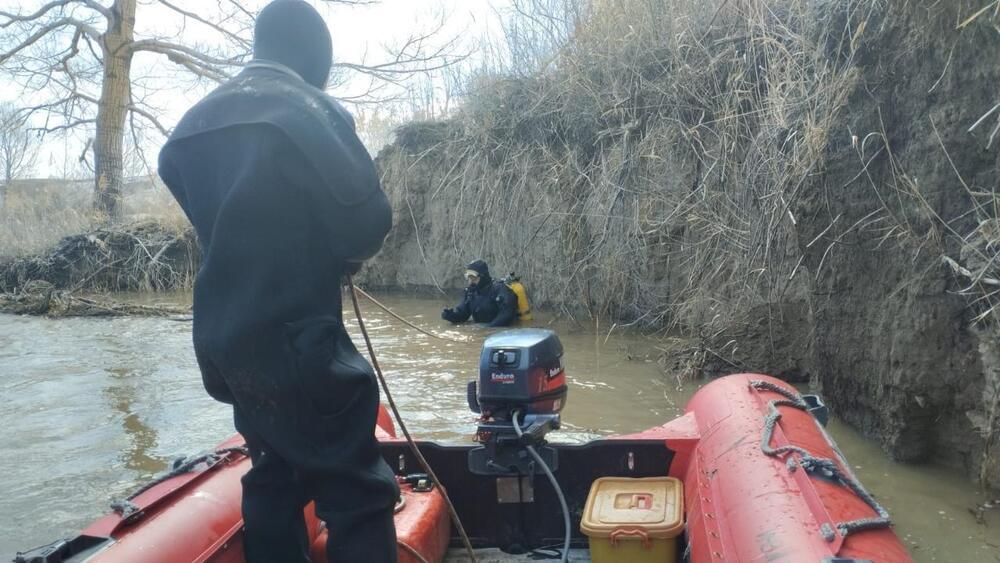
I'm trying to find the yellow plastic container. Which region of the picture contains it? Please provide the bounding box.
[580,477,684,563]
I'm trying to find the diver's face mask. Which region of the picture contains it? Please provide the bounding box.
[464,270,480,286]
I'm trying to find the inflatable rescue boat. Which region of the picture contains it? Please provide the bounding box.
[15,329,912,562]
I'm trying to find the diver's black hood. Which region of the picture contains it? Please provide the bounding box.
[254,0,332,88]
[466,259,492,288]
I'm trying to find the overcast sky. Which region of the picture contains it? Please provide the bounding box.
[0,0,510,177]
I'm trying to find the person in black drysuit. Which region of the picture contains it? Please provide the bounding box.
[157,2,398,561]
[441,260,518,327]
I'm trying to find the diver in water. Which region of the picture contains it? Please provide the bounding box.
[157,1,398,561]
[442,260,518,328]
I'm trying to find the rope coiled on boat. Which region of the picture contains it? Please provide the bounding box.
[749,380,892,541]
[110,446,249,519]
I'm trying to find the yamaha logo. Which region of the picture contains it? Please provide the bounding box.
[491,372,516,384]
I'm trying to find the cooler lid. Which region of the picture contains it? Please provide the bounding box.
[580,477,684,539]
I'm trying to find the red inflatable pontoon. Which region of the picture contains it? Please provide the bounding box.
[15,374,912,563]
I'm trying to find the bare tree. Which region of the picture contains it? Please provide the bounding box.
[497,0,587,75]
[0,102,39,208]
[0,0,464,223]
[0,0,249,222]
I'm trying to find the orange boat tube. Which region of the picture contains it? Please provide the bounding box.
[646,373,912,562]
[16,375,911,562]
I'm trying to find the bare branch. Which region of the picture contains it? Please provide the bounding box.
[332,24,471,86]
[1,1,77,28]
[76,0,112,20]
[78,137,94,172]
[0,103,41,185]
[19,93,95,117]
[130,38,238,82]
[127,104,169,137]
[156,0,251,51]
[224,0,254,21]
[127,107,155,177]
[130,37,238,65]
[0,17,102,64]
[32,117,96,133]
[0,0,111,27]
[81,28,103,62]
[58,27,83,70]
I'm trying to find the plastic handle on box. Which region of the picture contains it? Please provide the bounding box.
[630,493,652,509]
[610,527,652,549]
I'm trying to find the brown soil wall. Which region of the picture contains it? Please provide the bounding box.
[364,1,1000,488]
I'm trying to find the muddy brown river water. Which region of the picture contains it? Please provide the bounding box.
[0,293,997,561]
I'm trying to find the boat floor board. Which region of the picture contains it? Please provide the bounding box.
[443,548,591,562]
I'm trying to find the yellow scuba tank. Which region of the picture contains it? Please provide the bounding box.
[503,273,533,321]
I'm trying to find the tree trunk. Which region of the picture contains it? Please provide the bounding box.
[93,0,135,224]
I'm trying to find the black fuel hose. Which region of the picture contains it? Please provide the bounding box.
[512,411,570,563]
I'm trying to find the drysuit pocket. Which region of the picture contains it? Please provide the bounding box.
[285,316,375,418]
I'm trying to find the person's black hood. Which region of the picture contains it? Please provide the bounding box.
[466,259,492,288]
[254,0,332,89]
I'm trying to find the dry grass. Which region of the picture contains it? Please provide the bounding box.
[0,180,92,258]
[0,176,197,294]
[384,0,870,337]
[0,176,187,259]
[381,4,1000,491]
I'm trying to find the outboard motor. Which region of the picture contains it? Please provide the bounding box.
[467,329,567,476]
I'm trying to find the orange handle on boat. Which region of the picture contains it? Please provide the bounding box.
[609,527,651,549]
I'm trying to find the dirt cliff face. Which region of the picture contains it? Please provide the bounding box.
[366,0,1000,488]
[795,4,1000,476]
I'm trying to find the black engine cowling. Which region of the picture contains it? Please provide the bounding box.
[467,329,567,420]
